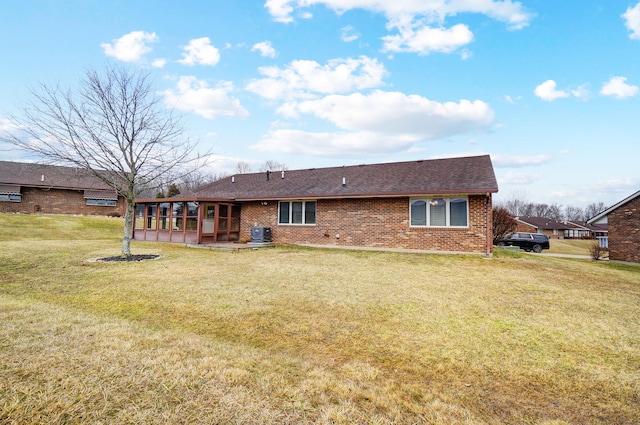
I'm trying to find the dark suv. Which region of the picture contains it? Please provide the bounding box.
[497,232,550,253]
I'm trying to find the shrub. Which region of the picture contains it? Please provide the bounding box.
[589,241,608,260]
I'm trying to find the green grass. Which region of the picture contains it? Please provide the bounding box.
[1,214,639,424]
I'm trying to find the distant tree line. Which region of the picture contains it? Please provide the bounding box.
[497,191,607,222]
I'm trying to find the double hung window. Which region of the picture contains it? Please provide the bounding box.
[279,200,316,225]
[410,197,468,227]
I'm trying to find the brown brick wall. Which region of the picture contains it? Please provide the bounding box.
[240,195,491,253]
[0,187,124,216]
[607,195,640,263]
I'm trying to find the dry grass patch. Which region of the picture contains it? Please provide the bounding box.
[1,215,639,424]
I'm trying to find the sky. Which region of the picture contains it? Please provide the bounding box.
[1,0,639,209]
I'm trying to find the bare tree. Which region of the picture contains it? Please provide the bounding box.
[492,206,517,244]
[1,64,208,256]
[235,161,251,174]
[564,205,584,222]
[259,160,288,172]
[585,202,607,220]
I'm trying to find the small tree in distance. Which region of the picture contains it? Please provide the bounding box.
[1,63,209,256]
[492,206,517,245]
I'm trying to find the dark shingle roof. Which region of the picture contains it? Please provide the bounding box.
[516,216,574,231]
[190,155,497,200]
[0,161,113,191]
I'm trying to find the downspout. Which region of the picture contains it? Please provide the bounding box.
[486,193,492,256]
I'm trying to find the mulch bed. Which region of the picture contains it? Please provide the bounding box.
[97,254,161,262]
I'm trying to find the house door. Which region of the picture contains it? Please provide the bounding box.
[200,203,240,243]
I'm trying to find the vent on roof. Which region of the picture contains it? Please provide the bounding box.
[281,170,285,179]
[41,174,45,182]
[342,177,346,186]
[266,170,270,181]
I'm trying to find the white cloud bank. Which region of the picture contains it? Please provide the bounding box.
[600,76,639,99]
[623,2,640,40]
[246,56,387,100]
[491,154,551,168]
[265,0,533,55]
[178,37,220,66]
[100,31,158,62]
[252,91,494,156]
[162,76,249,119]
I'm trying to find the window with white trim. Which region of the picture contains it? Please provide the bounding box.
[279,200,316,225]
[0,194,21,202]
[86,199,117,206]
[410,197,468,227]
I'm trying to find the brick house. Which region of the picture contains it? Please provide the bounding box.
[0,161,125,216]
[514,216,576,239]
[133,155,498,254]
[588,190,640,263]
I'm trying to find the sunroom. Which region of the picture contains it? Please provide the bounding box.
[133,197,241,244]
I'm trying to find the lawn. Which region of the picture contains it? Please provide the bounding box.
[1,214,639,424]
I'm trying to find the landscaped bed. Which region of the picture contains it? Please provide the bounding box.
[1,214,639,424]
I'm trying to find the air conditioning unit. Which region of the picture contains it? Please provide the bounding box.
[251,226,272,243]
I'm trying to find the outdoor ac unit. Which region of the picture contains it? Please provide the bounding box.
[251,226,272,243]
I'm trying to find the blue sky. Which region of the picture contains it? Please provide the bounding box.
[1,1,639,209]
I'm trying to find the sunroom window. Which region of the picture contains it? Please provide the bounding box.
[410,197,468,227]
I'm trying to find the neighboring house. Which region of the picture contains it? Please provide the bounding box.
[564,220,608,240]
[133,155,499,254]
[514,216,575,239]
[588,190,640,263]
[0,161,124,216]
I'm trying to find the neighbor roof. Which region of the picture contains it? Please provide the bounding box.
[188,155,498,201]
[515,216,575,231]
[0,161,114,191]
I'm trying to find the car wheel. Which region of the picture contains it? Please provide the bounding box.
[532,244,542,253]
[524,248,531,252]
[497,242,505,247]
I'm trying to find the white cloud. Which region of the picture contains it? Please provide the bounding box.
[252,129,415,156]
[151,58,167,68]
[251,41,277,58]
[252,91,494,156]
[245,56,387,100]
[265,0,532,55]
[623,2,640,40]
[178,37,220,66]
[100,31,158,62]
[498,171,544,185]
[491,154,551,168]
[600,76,639,98]
[382,23,474,55]
[162,76,249,119]
[534,80,570,101]
[341,26,360,42]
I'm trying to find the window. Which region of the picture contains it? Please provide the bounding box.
[158,202,170,230]
[279,200,316,225]
[172,202,184,231]
[0,194,21,202]
[86,199,116,206]
[134,204,145,230]
[186,202,198,231]
[410,197,468,227]
[146,204,157,230]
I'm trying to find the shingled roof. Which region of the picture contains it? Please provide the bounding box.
[0,161,114,191]
[188,155,497,201]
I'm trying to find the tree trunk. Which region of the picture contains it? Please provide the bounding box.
[121,197,135,256]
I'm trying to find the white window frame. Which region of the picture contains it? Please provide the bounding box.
[86,198,117,207]
[409,197,469,228]
[278,200,316,225]
[0,194,21,202]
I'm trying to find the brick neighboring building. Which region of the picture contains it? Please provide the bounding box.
[588,190,640,263]
[0,161,125,216]
[133,155,499,254]
[514,216,575,239]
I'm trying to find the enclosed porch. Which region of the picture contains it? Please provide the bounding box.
[133,198,241,244]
